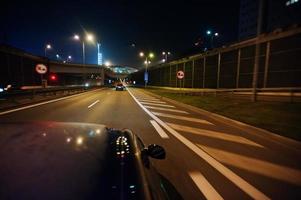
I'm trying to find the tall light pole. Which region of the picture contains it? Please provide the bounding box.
[162,51,171,62]
[44,44,51,57]
[206,30,219,48]
[67,55,72,62]
[139,51,154,88]
[73,33,95,81]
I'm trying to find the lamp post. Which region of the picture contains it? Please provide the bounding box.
[206,30,219,48]
[162,51,171,62]
[67,55,72,62]
[44,44,51,57]
[73,33,95,82]
[139,52,154,88]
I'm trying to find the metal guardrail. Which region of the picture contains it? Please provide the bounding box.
[0,86,99,100]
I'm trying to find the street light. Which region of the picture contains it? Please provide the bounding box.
[162,51,171,62]
[105,61,111,67]
[149,52,154,58]
[67,55,72,62]
[74,34,80,40]
[73,33,95,65]
[206,30,219,48]
[138,51,154,88]
[56,54,60,60]
[44,44,52,57]
[86,34,94,42]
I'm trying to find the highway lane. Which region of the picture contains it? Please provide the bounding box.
[0,87,301,199]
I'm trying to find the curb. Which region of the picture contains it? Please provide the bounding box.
[141,89,301,153]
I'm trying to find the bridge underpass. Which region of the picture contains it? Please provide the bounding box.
[0,44,135,88]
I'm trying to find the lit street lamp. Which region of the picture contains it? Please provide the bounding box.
[73,33,96,81]
[67,55,72,62]
[44,44,52,57]
[162,51,171,62]
[206,30,219,48]
[139,51,154,88]
[105,61,111,67]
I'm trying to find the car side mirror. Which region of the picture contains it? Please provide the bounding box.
[146,144,166,159]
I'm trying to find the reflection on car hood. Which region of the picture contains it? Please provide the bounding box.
[0,122,145,200]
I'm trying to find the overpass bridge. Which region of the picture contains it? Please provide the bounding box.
[0,44,133,87]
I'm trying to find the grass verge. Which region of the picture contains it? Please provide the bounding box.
[146,88,301,141]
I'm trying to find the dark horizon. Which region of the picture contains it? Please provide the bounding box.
[1,0,240,68]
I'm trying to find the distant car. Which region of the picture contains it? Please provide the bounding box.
[115,83,125,91]
[0,122,182,200]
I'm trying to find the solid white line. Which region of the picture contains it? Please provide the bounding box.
[167,122,264,148]
[197,144,301,186]
[126,88,270,200]
[140,102,175,108]
[87,100,100,108]
[136,97,159,101]
[138,99,167,104]
[0,89,103,116]
[153,112,213,125]
[189,171,224,200]
[150,120,169,138]
[144,105,189,114]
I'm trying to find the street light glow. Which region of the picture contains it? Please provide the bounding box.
[74,34,80,40]
[56,54,59,58]
[105,61,111,67]
[168,52,171,55]
[139,52,144,57]
[162,59,166,62]
[149,52,154,58]
[214,32,219,36]
[162,51,166,55]
[46,44,51,49]
[86,34,94,42]
[206,30,212,35]
[68,55,72,59]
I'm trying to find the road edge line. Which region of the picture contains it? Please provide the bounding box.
[0,88,104,116]
[127,88,270,200]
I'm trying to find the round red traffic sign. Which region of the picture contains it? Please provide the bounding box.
[35,64,48,74]
[177,70,184,79]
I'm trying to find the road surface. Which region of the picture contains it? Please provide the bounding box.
[0,87,301,199]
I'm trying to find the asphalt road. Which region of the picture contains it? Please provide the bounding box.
[0,87,301,199]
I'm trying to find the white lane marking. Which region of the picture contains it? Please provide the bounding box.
[144,105,189,114]
[167,123,264,148]
[150,120,169,139]
[140,102,175,108]
[138,99,167,104]
[136,97,159,101]
[189,171,224,200]
[153,112,213,125]
[127,88,270,200]
[0,89,104,116]
[87,100,100,108]
[198,144,301,186]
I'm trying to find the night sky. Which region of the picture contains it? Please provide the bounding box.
[1,0,240,68]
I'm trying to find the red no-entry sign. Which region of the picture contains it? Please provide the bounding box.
[35,64,48,74]
[177,70,184,79]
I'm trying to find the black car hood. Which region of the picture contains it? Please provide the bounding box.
[0,122,146,200]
